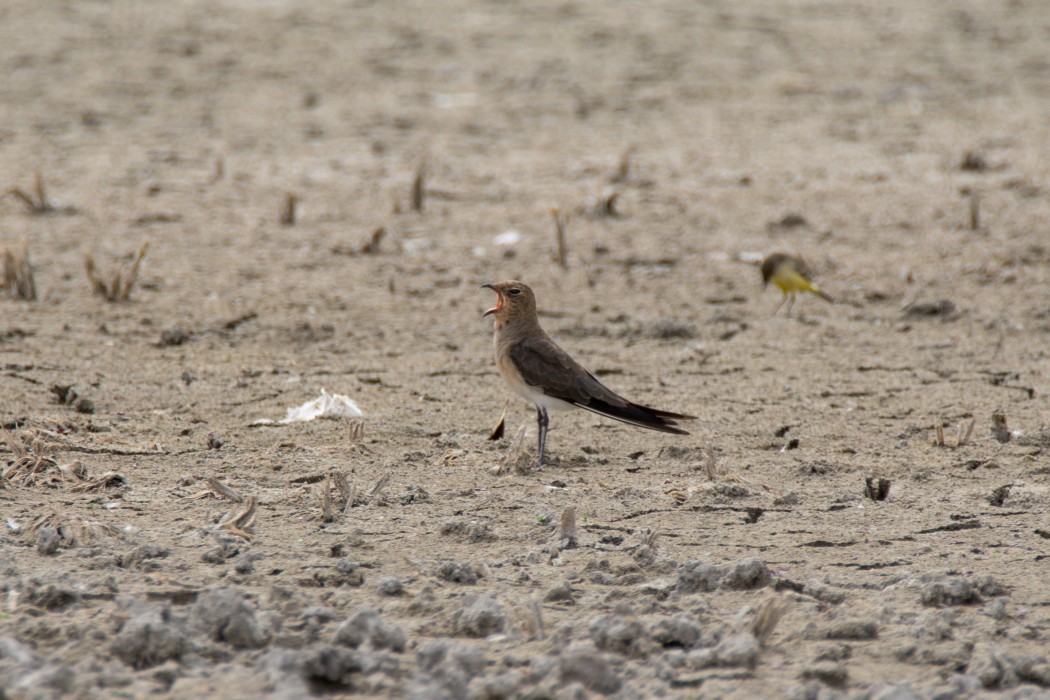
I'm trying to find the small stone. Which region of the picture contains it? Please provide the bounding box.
[441,519,496,542]
[116,544,170,569]
[376,577,404,596]
[805,619,878,641]
[866,683,923,700]
[543,582,575,604]
[0,636,34,665]
[719,558,772,590]
[110,602,189,669]
[803,580,846,605]
[302,606,338,625]
[588,614,646,656]
[984,599,1009,622]
[814,643,852,662]
[911,610,954,641]
[370,619,407,652]
[417,640,486,677]
[709,482,751,499]
[558,649,621,695]
[436,561,478,585]
[650,615,705,650]
[24,580,78,610]
[676,561,723,594]
[36,526,60,556]
[334,609,378,648]
[201,540,238,564]
[325,558,365,586]
[261,649,310,698]
[800,662,849,687]
[968,646,1018,689]
[919,575,1005,607]
[714,633,760,669]
[159,328,192,346]
[190,588,271,649]
[467,673,521,700]
[234,551,258,575]
[452,597,506,638]
[300,646,368,688]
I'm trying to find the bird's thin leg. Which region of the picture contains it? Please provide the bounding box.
[785,293,796,316]
[536,406,549,467]
[773,292,788,316]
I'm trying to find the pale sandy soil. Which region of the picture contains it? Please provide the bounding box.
[2,1,1050,697]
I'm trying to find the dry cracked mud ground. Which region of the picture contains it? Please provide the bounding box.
[1,0,1050,698]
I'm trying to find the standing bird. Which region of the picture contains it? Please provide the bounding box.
[482,281,694,466]
[760,253,833,314]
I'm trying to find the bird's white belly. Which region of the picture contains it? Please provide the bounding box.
[497,352,574,412]
[515,382,574,412]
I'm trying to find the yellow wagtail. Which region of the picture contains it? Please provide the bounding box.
[760,253,833,314]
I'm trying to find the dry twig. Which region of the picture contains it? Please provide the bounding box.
[489,399,509,441]
[369,473,391,499]
[3,430,58,485]
[1,241,36,300]
[592,188,620,218]
[933,423,946,447]
[331,471,358,514]
[557,506,578,547]
[23,509,120,546]
[991,411,1011,444]
[69,471,127,492]
[957,418,976,447]
[218,495,257,540]
[279,193,297,226]
[321,472,335,522]
[188,477,243,502]
[412,159,427,212]
[84,241,149,302]
[551,206,569,269]
[933,417,978,449]
[864,477,891,502]
[499,424,533,475]
[611,147,634,183]
[750,596,789,646]
[347,419,369,452]
[360,227,387,254]
[701,447,722,480]
[3,173,54,214]
[507,595,546,640]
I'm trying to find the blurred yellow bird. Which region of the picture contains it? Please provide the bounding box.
[760,253,833,314]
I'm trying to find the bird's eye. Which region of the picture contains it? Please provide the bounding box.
[508,288,522,297]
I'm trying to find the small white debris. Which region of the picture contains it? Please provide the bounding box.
[253,388,363,425]
[736,251,765,264]
[403,238,434,254]
[432,92,477,108]
[493,230,521,246]
[6,518,20,532]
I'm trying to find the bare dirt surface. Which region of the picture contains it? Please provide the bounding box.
[2,1,1050,697]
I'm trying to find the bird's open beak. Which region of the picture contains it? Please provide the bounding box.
[481,284,502,317]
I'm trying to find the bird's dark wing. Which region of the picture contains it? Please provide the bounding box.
[508,334,623,404]
[509,335,695,434]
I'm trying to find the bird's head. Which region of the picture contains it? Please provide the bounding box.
[482,280,536,322]
[760,253,789,286]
